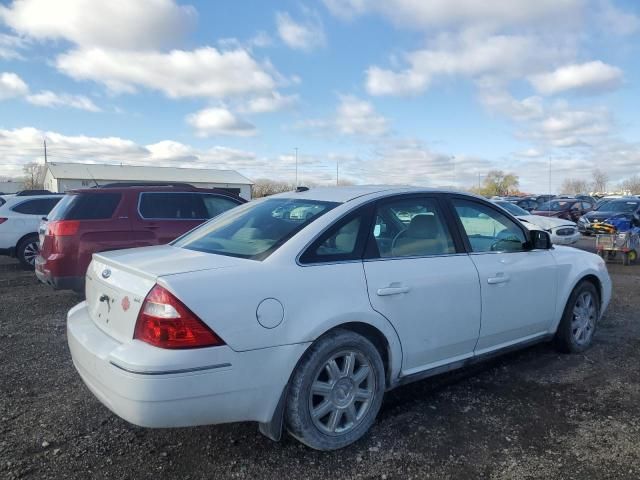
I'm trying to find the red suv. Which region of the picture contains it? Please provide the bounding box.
[35,184,245,292]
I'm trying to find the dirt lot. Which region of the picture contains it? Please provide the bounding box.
[1,238,639,479]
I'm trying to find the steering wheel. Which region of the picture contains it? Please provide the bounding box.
[390,228,408,255]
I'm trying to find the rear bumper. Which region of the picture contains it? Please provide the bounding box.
[35,255,84,291]
[67,302,309,428]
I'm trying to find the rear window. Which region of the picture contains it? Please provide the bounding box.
[138,192,240,219]
[11,197,61,215]
[48,193,122,220]
[173,198,338,260]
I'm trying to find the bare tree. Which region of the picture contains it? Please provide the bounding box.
[22,162,46,190]
[252,178,297,198]
[591,168,609,194]
[621,175,640,194]
[560,178,590,195]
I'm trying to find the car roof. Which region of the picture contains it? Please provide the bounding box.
[67,185,240,196]
[268,185,467,203]
[0,193,63,207]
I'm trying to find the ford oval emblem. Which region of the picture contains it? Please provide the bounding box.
[101,268,112,279]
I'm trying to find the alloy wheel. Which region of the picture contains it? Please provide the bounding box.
[308,350,375,436]
[23,241,39,266]
[572,291,596,346]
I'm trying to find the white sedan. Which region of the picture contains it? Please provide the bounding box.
[67,186,611,450]
[494,200,581,245]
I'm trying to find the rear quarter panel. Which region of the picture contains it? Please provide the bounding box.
[160,261,403,381]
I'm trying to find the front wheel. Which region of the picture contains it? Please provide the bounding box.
[554,281,600,353]
[285,329,385,450]
[16,234,40,269]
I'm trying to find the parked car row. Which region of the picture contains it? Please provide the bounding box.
[0,184,615,450]
[0,184,245,282]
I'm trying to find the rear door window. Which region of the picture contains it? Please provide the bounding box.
[139,193,209,219]
[12,197,62,215]
[48,193,121,220]
[201,194,241,217]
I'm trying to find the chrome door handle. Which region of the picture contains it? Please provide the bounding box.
[377,285,410,296]
[487,273,510,284]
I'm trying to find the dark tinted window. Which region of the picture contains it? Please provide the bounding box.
[48,193,121,220]
[12,197,61,215]
[139,193,210,219]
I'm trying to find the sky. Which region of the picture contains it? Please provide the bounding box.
[0,0,639,193]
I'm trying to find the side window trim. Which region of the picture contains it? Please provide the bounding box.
[298,204,375,265]
[447,195,530,255]
[363,194,465,261]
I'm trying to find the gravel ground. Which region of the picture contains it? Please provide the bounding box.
[1,237,639,479]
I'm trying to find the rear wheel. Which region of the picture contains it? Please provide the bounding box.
[554,281,599,353]
[285,329,385,450]
[16,234,39,270]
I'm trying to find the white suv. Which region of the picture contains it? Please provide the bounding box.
[0,193,63,268]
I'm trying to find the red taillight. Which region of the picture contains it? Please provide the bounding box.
[47,220,80,236]
[0,218,7,224]
[134,284,224,349]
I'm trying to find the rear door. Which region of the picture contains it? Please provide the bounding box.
[362,195,481,374]
[449,197,557,354]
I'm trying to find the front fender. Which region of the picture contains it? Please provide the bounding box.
[550,247,612,332]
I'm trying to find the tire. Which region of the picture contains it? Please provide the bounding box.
[285,329,385,450]
[554,281,599,353]
[16,234,40,270]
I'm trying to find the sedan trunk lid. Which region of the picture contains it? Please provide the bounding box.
[86,245,247,343]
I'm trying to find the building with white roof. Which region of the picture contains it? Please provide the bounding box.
[43,162,253,199]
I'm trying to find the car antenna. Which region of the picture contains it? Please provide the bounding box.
[86,167,100,188]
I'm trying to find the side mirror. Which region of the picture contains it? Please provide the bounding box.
[632,213,640,228]
[529,230,552,250]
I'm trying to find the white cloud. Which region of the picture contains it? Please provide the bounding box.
[324,0,581,29]
[0,0,196,49]
[478,89,544,121]
[366,32,571,96]
[56,46,278,98]
[598,0,640,36]
[336,95,388,136]
[0,126,259,177]
[186,107,256,137]
[240,91,298,114]
[276,11,326,51]
[0,33,27,59]
[25,90,101,111]
[0,71,28,99]
[530,61,623,95]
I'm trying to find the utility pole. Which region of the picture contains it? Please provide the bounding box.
[294,147,298,187]
[43,138,48,165]
[336,157,339,186]
[478,172,481,190]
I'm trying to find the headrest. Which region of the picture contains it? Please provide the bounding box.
[407,214,438,239]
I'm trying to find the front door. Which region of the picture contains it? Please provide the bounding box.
[362,196,481,374]
[450,198,558,355]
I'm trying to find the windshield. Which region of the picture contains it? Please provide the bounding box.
[596,200,639,213]
[495,201,529,216]
[173,198,339,260]
[537,200,575,211]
